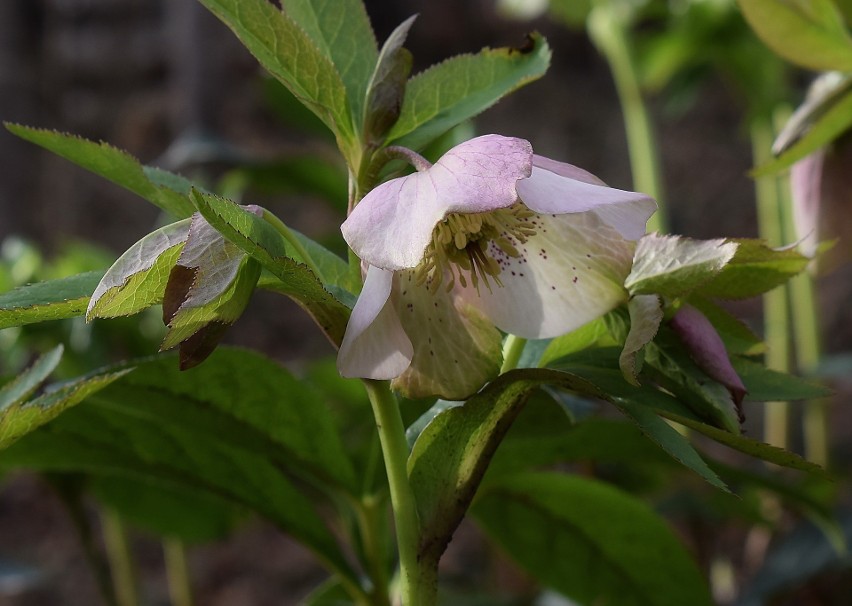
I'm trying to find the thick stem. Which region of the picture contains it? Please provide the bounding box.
[588,3,667,233]
[751,120,791,449]
[102,510,138,606]
[164,539,193,606]
[362,379,435,605]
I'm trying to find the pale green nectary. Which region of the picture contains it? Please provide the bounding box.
[338,134,657,399]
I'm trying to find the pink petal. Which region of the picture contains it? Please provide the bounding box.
[671,305,747,409]
[337,266,413,379]
[457,211,634,338]
[342,134,533,270]
[517,156,656,241]
[790,150,824,258]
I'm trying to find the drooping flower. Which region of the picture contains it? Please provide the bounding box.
[338,134,656,399]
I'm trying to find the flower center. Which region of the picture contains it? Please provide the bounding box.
[416,203,537,293]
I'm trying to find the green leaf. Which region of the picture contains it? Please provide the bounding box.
[610,398,728,491]
[473,473,714,606]
[0,345,63,410]
[644,337,741,434]
[161,213,262,357]
[90,475,240,542]
[738,0,852,71]
[190,191,351,344]
[732,357,832,401]
[5,124,195,218]
[619,295,663,385]
[659,409,828,475]
[754,85,852,176]
[386,33,551,150]
[407,368,602,563]
[537,316,614,367]
[626,234,738,297]
[0,348,361,584]
[696,239,810,299]
[363,16,415,145]
[0,271,104,329]
[87,220,191,320]
[0,368,131,450]
[281,0,378,127]
[197,0,353,144]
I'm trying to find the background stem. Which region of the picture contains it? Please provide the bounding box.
[164,539,193,606]
[102,509,138,606]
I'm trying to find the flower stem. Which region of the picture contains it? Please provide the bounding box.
[164,539,193,606]
[501,335,528,373]
[362,379,434,605]
[751,119,791,449]
[102,509,138,606]
[588,3,667,233]
[261,208,324,281]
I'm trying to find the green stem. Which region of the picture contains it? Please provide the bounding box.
[501,335,528,373]
[357,495,392,606]
[588,3,667,233]
[164,539,193,606]
[102,509,138,606]
[362,379,434,605]
[751,119,791,449]
[261,209,324,280]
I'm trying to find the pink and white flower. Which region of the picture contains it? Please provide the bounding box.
[338,134,656,399]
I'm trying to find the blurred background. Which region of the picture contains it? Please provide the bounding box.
[1,0,850,604]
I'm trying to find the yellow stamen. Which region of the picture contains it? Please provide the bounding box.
[415,203,537,294]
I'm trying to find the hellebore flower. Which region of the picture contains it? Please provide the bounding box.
[338,134,656,398]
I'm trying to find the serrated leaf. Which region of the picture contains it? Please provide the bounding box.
[626,234,738,297]
[473,473,714,606]
[738,0,852,71]
[754,85,852,176]
[732,357,832,401]
[0,346,63,410]
[363,16,415,145]
[619,294,663,385]
[197,0,353,144]
[0,368,131,450]
[190,191,351,345]
[696,238,809,299]
[386,33,551,150]
[644,336,741,434]
[88,220,191,320]
[658,408,827,475]
[0,271,104,329]
[281,0,378,126]
[5,124,195,218]
[0,348,361,585]
[161,213,262,366]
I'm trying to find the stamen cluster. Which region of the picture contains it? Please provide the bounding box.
[416,203,537,293]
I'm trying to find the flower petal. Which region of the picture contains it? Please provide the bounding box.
[671,304,747,409]
[342,134,532,270]
[391,270,502,400]
[459,211,634,338]
[337,266,413,379]
[517,156,656,240]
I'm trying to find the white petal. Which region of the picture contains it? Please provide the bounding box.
[458,211,634,338]
[517,158,656,241]
[390,270,502,400]
[337,266,413,379]
[342,135,532,270]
